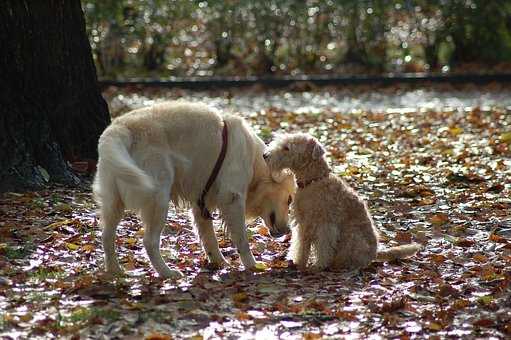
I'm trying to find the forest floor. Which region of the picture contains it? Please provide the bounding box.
[1,84,511,339]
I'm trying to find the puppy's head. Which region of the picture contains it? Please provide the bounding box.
[263,133,325,172]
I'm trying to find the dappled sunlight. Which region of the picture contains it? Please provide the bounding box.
[1,86,510,338]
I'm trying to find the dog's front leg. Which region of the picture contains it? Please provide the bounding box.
[219,192,258,271]
[192,206,229,269]
[294,236,312,271]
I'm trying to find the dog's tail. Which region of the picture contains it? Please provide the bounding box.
[376,243,421,262]
[93,125,155,207]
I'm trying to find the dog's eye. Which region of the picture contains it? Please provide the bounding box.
[288,195,293,205]
[283,145,289,151]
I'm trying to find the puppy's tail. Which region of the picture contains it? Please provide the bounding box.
[376,243,421,262]
[93,125,155,206]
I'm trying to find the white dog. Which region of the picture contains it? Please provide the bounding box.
[264,133,420,271]
[93,101,295,279]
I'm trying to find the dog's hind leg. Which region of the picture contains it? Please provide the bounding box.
[140,191,183,280]
[218,192,258,270]
[192,206,229,269]
[101,196,124,275]
[139,157,183,280]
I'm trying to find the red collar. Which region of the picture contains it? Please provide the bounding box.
[297,175,328,189]
[197,121,228,219]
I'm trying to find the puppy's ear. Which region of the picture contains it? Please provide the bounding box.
[271,132,286,142]
[311,142,325,160]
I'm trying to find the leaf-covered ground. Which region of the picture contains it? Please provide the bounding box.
[1,84,511,339]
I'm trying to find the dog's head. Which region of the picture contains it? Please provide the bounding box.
[246,170,295,238]
[263,133,325,172]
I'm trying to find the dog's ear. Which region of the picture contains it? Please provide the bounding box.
[312,143,325,159]
[271,170,286,183]
[308,138,325,159]
[271,169,294,183]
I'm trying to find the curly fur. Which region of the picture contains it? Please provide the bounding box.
[265,133,420,271]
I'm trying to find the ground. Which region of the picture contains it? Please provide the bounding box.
[1,84,511,339]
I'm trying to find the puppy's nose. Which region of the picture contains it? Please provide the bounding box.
[263,151,270,160]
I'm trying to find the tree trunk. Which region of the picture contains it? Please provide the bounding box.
[0,0,110,192]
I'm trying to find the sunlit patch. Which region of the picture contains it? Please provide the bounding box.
[2,86,511,338]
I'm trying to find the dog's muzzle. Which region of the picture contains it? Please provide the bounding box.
[263,151,270,160]
[270,225,291,238]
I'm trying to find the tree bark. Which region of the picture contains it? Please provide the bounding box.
[0,0,110,192]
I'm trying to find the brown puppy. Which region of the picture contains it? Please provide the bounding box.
[264,133,420,271]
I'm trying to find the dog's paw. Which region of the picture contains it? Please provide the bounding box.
[159,268,184,280]
[102,269,125,280]
[307,264,326,273]
[292,260,307,272]
[207,259,229,270]
[104,265,125,277]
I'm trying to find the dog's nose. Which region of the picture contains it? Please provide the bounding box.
[270,226,290,238]
[263,151,270,160]
[269,229,284,238]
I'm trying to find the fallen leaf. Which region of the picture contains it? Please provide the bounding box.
[456,238,475,247]
[258,226,270,236]
[66,243,80,251]
[473,318,494,328]
[253,262,268,271]
[235,311,251,321]
[81,244,95,252]
[430,254,447,264]
[45,219,74,230]
[489,234,508,243]
[500,131,511,144]
[19,313,33,322]
[145,333,172,340]
[477,295,494,305]
[449,126,463,136]
[126,238,138,245]
[232,292,249,304]
[56,203,73,213]
[472,254,488,263]
[427,322,443,331]
[303,332,322,340]
[335,310,357,321]
[437,283,459,297]
[430,213,449,226]
[395,231,413,243]
[451,299,470,310]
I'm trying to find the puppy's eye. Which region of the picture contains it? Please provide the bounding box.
[288,195,293,205]
[283,145,289,151]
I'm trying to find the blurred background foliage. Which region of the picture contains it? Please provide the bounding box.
[83,0,511,79]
